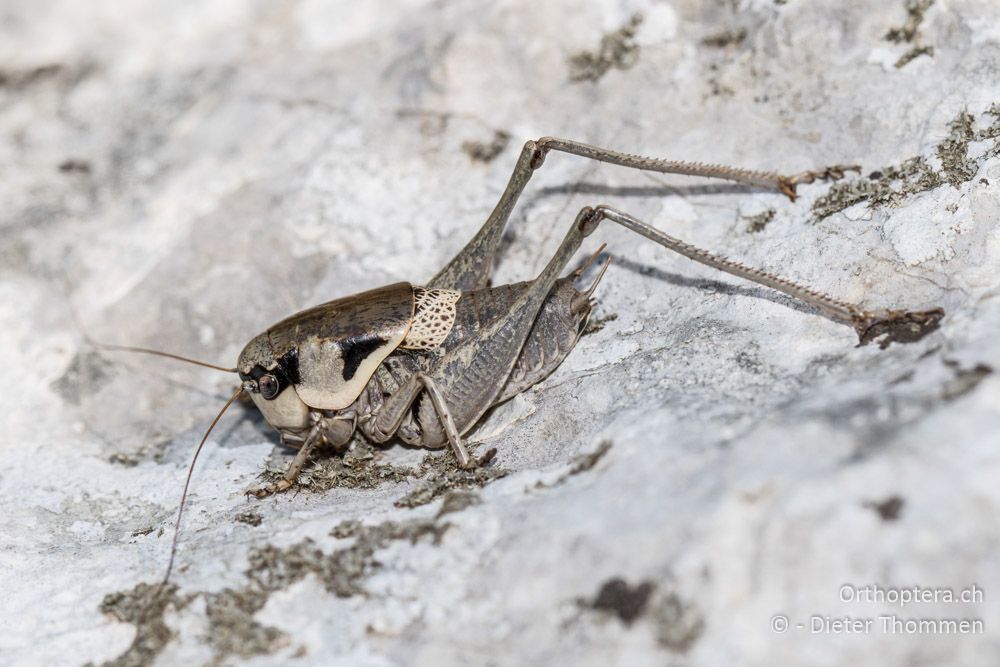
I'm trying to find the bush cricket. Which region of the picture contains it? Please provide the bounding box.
[89,137,944,583]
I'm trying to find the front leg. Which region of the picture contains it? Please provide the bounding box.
[248,410,355,498]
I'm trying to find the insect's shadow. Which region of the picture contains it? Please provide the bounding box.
[534,181,763,199]
[533,180,820,319]
[233,402,278,442]
[192,395,274,452]
[609,255,819,318]
[500,181,771,268]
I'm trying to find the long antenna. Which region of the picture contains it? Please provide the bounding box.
[67,294,237,373]
[161,386,244,585]
[89,341,237,374]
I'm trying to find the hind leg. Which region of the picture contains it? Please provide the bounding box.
[590,205,943,345]
[430,137,858,292]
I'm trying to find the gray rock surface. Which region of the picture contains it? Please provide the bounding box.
[2,1,999,665]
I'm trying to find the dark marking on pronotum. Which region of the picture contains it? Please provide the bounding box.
[339,334,387,381]
[277,348,301,386]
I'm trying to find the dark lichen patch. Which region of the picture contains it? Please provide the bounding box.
[586,578,656,626]
[51,351,114,405]
[735,348,765,374]
[436,491,481,518]
[864,495,905,521]
[92,583,183,667]
[130,526,155,538]
[204,588,287,659]
[941,360,993,401]
[813,156,942,219]
[107,436,177,467]
[568,14,643,83]
[885,0,935,44]
[854,307,944,349]
[95,503,458,661]
[978,104,1000,146]
[888,369,915,386]
[533,441,612,490]
[462,130,511,163]
[0,63,65,89]
[248,520,449,598]
[109,452,141,467]
[566,440,612,476]
[895,44,934,68]
[701,28,747,49]
[98,519,453,664]
[234,508,263,527]
[704,62,735,98]
[246,541,330,593]
[886,2,936,82]
[813,106,1000,219]
[202,518,449,660]
[330,519,362,539]
[394,449,508,509]
[58,158,92,174]
[743,208,776,233]
[258,442,418,493]
[583,313,618,336]
[937,111,977,187]
[652,593,706,653]
[257,443,506,508]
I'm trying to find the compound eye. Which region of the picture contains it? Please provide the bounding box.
[258,373,280,399]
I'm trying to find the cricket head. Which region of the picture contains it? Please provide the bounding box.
[237,332,310,430]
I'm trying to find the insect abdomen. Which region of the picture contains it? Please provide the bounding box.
[436,278,592,402]
[494,278,591,403]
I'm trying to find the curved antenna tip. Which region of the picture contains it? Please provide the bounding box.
[161,385,244,585]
